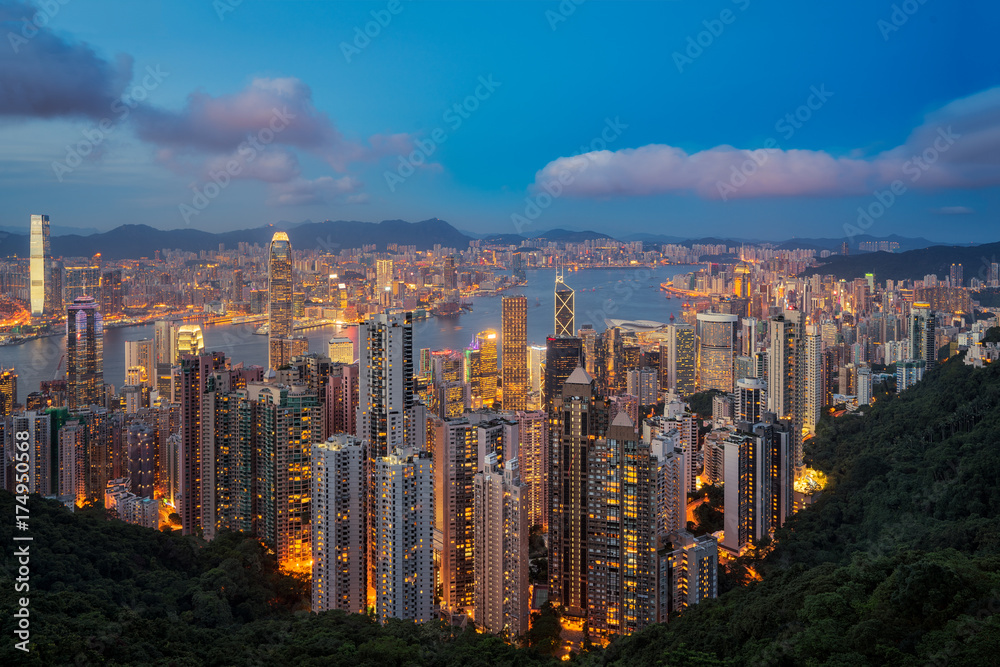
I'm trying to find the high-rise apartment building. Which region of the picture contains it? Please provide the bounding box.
[245,383,318,573]
[431,416,478,615]
[909,303,936,371]
[501,296,528,411]
[268,232,293,368]
[515,409,547,530]
[66,296,104,411]
[473,455,529,638]
[358,310,414,459]
[767,311,805,474]
[371,449,434,623]
[312,434,367,614]
[803,325,824,435]
[736,377,765,424]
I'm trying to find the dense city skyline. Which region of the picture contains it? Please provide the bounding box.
[3,2,1000,664]
[1,1,999,240]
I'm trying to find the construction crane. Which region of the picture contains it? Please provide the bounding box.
[53,353,65,380]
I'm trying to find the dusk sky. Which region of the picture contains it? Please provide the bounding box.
[1,0,998,241]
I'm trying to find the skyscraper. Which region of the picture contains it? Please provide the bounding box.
[696,313,738,393]
[64,262,101,303]
[431,417,478,615]
[124,339,155,388]
[474,330,498,407]
[358,310,415,459]
[803,325,824,435]
[515,410,547,530]
[312,434,367,614]
[0,368,16,416]
[909,303,936,371]
[66,296,104,411]
[177,352,227,535]
[153,320,176,397]
[587,411,654,637]
[501,295,528,411]
[245,383,318,573]
[376,258,394,291]
[29,214,50,317]
[736,377,765,424]
[666,323,696,396]
[549,367,607,619]
[767,311,805,475]
[544,336,582,409]
[268,232,293,368]
[950,263,964,287]
[554,272,575,337]
[474,455,529,638]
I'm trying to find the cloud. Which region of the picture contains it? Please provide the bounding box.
[531,86,1000,200]
[0,0,132,119]
[266,175,364,206]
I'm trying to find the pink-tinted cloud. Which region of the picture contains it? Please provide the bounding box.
[532,86,1000,200]
[0,0,132,119]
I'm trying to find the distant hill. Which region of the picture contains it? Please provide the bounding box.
[531,228,614,243]
[0,219,474,260]
[803,241,1000,281]
[777,233,941,253]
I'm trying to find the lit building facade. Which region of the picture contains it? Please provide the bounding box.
[501,295,528,411]
[312,434,367,614]
[268,232,293,367]
[66,296,104,411]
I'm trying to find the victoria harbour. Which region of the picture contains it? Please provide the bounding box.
[0,266,695,403]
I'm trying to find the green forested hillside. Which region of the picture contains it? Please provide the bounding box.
[2,354,999,665]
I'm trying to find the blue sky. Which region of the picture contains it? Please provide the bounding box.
[1,0,998,241]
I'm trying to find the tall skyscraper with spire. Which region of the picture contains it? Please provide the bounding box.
[29,214,50,317]
[554,270,575,337]
[268,232,293,368]
[66,296,104,411]
[501,295,528,411]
